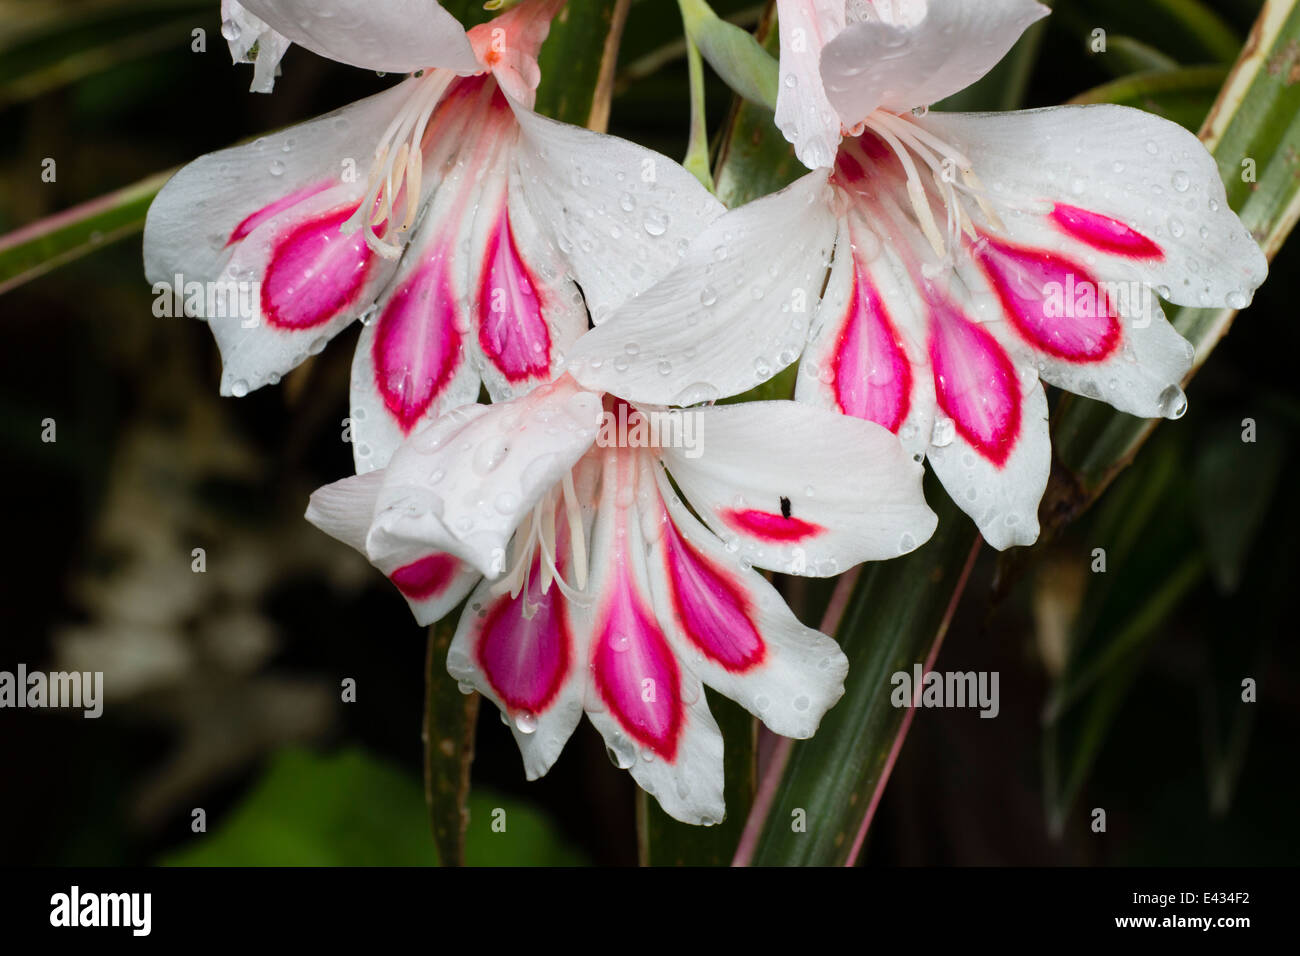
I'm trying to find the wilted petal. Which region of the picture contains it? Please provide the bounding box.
[221,0,292,92]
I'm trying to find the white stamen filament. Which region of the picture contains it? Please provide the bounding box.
[865,111,1016,261]
[562,471,587,591]
[866,119,948,260]
[342,71,453,259]
[491,471,590,612]
[877,113,971,250]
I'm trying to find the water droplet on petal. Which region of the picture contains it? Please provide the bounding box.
[1157,384,1187,419]
[514,712,538,735]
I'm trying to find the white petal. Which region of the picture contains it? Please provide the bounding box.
[366,377,603,577]
[447,570,586,778]
[144,83,414,395]
[474,164,588,403]
[508,100,726,324]
[773,0,847,169]
[347,78,584,471]
[574,445,725,825]
[659,399,937,575]
[926,363,1050,550]
[795,215,934,458]
[236,0,478,73]
[862,264,1051,550]
[952,241,1195,419]
[305,470,386,553]
[306,471,480,625]
[376,553,480,626]
[820,0,1048,123]
[349,309,482,475]
[919,106,1268,309]
[1031,305,1193,419]
[644,462,847,739]
[347,119,501,473]
[786,201,1052,549]
[566,169,838,405]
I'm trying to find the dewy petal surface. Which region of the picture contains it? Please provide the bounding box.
[448,552,588,779]
[773,0,848,169]
[797,213,934,461]
[574,445,724,825]
[305,470,480,625]
[820,0,1049,125]
[237,0,479,74]
[924,357,1051,550]
[643,462,848,740]
[916,106,1267,309]
[958,236,1195,419]
[659,399,936,575]
[366,375,604,578]
[144,83,415,395]
[348,76,584,472]
[509,101,726,324]
[566,169,838,405]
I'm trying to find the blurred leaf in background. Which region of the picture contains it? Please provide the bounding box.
[163,747,587,866]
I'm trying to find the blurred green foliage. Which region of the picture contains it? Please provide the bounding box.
[163,748,586,866]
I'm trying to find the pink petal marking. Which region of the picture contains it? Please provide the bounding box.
[662,517,765,673]
[390,553,459,600]
[721,508,824,544]
[476,572,571,714]
[928,297,1021,468]
[831,258,913,432]
[227,180,333,245]
[261,205,375,330]
[832,149,868,187]
[372,252,463,434]
[591,570,683,760]
[477,207,552,383]
[973,235,1121,363]
[1049,203,1164,261]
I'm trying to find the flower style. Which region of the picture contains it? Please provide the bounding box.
[146,0,723,472]
[305,370,937,823]
[567,0,1268,549]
